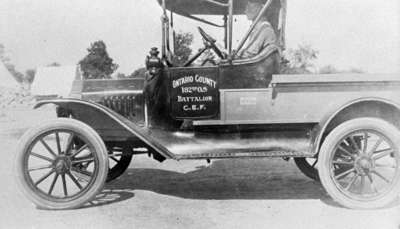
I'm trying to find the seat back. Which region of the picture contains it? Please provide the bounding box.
[219,45,281,89]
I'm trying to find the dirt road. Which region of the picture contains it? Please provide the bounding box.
[0,108,399,229]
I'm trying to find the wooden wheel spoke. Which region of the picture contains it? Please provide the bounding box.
[375,163,396,169]
[35,169,55,186]
[48,173,58,195]
[28,164,53,172]
[362,132,368,154]
[67,171,83,190]
[366,173,378,193]
[31,152,54,162]
[40,139,57,158]
[349,136,361,154]
[373,148,391,154]
[110,156,120,163]
[71,144,88,158]
[61,174,68,196]
[55,132,62,155]
[108,147,123,153]
[72,156,95,164]
[372,149,394,161]
[337,145,356,159]
[368,138,383,157]
[359,175,366,194]
[71,168,92,183]
[372,171,391,184]
[345,173,358,191]
[335,168,355,180]
[311,159,318,168]
[332,160,354,165]
[108,152,123,157]
[72,168,93,176]
[64,134,75,155]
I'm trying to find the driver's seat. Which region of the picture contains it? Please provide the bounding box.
[219,44,281,89]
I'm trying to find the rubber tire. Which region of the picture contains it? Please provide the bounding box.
[294,157,320,181]
[318,118,400,209]
[106,146,133,182]
[15,118,109,210]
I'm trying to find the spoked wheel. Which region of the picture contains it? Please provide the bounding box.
[106,145,133,182]
[15,119,108,210]
[318,118,400,209]
[294,157,319,181]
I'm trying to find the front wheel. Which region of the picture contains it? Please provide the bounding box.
[15,118,109,210]
[318,118,400,209]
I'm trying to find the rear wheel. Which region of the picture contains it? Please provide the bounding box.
[106,145,132,182]
[15,118,108,210]
[294,157,319,181]
[318,118,400,209]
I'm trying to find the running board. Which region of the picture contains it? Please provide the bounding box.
[175,150,307,160]
[146,128,314,160]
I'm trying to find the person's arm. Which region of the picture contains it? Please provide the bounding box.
[238,23,276,59]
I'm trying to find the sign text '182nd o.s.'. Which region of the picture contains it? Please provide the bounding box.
[172,74,217,113]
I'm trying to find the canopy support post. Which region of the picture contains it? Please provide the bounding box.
[223,14,228,49]
[161,0,168,59]
[227,0,233,54]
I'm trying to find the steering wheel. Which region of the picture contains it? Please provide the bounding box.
[198,27,224,59]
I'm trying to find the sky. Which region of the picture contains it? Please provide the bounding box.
[0,0,399,74]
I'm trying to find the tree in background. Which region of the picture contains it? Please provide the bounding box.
[25,69,36,84]
[0,43,24,83]
[281,43,318,74]
[319,65,339,74]
[4,64,24,83]
[47,62,61,67]
[282,43,364,74]
[79,40,118,79]
[115,72,127,79]
[319,65,364,74]
[0,44,10,63]
[347,68,364,73]
[129,67,146,78]
[172,32,194,66]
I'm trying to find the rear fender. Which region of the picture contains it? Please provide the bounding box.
[34,98,174,160]
[312,97,400,155]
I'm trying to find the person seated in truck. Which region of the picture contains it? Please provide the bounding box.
[236,0,277,59]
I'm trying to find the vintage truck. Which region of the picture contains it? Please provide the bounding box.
[15,0,399,210]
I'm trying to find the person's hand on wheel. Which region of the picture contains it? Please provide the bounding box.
[198,26,224,58]
[215,43,228,57]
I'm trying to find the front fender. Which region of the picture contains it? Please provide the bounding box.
[34,98,174,159]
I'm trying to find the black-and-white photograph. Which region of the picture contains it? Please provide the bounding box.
[0,0,399,228]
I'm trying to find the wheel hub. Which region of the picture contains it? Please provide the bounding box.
[355,156,374,175]
[54,156,71,174]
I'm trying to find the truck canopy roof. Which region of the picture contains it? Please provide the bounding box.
[157,0,283,16]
